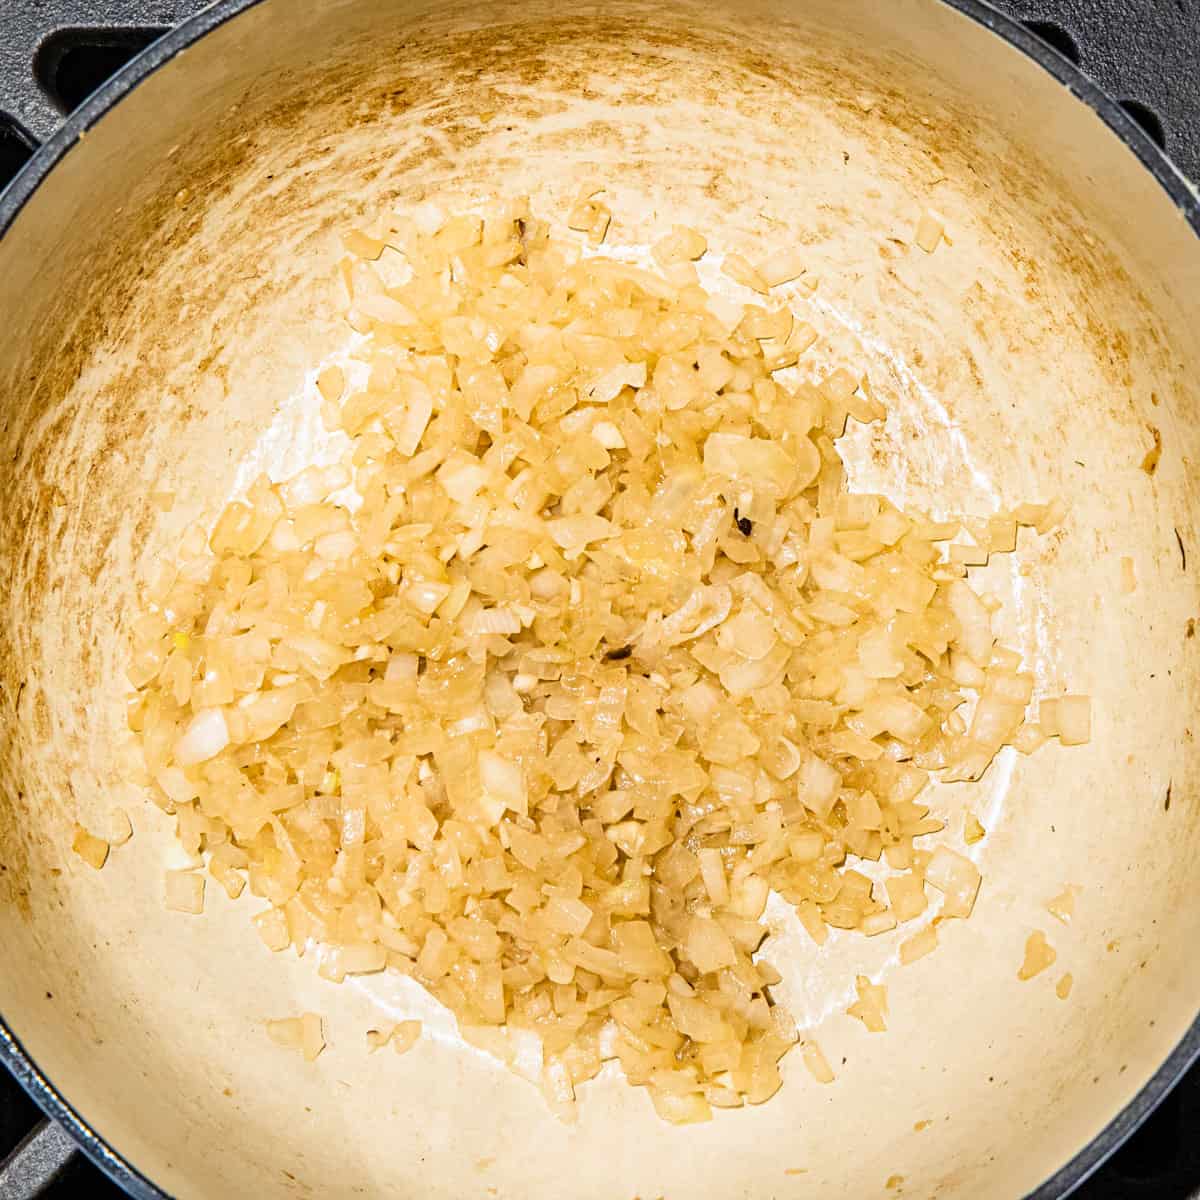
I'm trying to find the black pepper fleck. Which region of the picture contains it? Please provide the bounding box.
[604,645,633,661]
[733,507,753,536]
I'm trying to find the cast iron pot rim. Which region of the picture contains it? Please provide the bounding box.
[0,1,1197,1197]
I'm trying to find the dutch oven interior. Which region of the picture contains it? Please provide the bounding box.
[1,0,1199,1196]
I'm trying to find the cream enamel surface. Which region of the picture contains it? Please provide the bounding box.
[0,1,1198,1197]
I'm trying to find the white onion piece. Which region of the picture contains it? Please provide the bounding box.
[947,580,993,665]
[798,756,841,819]
[393,381,434,456]
[468,607,522,637]
[1056,695,1092,746]
[479,748,528,820]
[660,584,732,646]
[585,362,647,403]
[703,433,796,492]
[925,847,982,919]
[174,708,229,766]
[164,870,205,914]
[385,652,418,683]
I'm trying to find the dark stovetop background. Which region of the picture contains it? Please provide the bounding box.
[0,8,1199,1199]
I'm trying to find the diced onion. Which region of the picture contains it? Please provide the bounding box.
[1046,884,1079,924]
[924,847,981,919]
[899,925,938,965]
[72,825,109,870]
[128,196,1088,1126]
[1056,695,1092,746]
[391,1020,422,1055]
[761,249,806,288]
[846,975,887,1032]
[174,708,229,766]
[267,1013,326,1061]
[800,1039,835,1083]
[721,253,769,294]
[107,808,134,846]
[1017,931,1057,980]
[164,870,205,914]
[915,211,944,253]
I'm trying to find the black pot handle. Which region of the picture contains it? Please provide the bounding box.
[985,0,1200,185]
[0,0,213,146]
[0,1120,77,1199]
